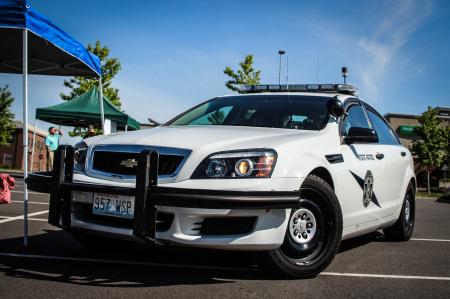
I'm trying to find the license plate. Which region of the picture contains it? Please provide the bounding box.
[92,193,134,219]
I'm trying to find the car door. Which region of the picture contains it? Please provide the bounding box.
[363,104,409,217]
[337,101,384,226]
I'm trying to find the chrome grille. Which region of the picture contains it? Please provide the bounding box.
[86,144,191,183]
[92,151,184,176]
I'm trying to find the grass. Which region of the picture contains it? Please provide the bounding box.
[417,191,443,198]
[0,168,22,173]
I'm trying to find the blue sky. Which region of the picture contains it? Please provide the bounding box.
[1,0,449,143]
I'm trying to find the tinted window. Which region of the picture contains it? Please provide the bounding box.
[190,106,233,125]
[167,95,330,130]
[342,104,370,135]
[366,109,399,145]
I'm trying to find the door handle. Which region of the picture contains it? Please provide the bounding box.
[401,151,406,157]
[375,153,384,160]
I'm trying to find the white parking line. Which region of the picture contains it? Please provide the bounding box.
[0,216,47,222]
[321,272,450,281]
[0,210,48,224]
[0,252,450,281]
[11,200,49,205]
[410,238,450,242]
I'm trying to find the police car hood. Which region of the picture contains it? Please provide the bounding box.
[84,125,319,153]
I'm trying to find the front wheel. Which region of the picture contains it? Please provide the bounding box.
[258,175,343,278]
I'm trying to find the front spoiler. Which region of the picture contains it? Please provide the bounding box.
[26,146,301,241]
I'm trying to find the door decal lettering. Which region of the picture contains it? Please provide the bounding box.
[357,154,375,161]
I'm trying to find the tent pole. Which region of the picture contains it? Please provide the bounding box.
[30,122,37,173]
[22,29,29,247]
[99,77,105,135]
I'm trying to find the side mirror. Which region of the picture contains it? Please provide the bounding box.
[345,127,379,144]
[327,98,345,118]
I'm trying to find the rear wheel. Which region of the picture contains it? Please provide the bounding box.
[71,230,136,251]
[383,183,415,241]
[259,175,343,278]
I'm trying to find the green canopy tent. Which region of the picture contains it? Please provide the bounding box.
[35,86,140,131]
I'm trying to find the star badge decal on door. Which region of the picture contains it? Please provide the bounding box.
[349,170,381,208]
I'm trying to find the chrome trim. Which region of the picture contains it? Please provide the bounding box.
[86,144,191,184]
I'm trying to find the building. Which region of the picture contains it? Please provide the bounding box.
[384,106,450,188]
[384,106,450,148]
[0,121,49,172]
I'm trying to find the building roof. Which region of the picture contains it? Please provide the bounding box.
[384,106,450,120]
[14,120,48,137]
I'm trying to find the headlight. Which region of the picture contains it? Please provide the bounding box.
[191,150,277,179]
[74,141,88,173]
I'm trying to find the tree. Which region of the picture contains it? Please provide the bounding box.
[412,107,448,194]
[60,41,121,108]
[207,110,225,125]
[223,54,261,92]
[0,85,15,145]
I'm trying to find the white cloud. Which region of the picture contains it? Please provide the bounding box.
[356,0,433,100]
[304,0,434,102]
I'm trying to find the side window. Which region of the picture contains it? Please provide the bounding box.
[366,109,399,145]
[341,104,370,135]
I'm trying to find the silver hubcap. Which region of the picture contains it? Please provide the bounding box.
[289,208,317,244]
[405,199,410,223]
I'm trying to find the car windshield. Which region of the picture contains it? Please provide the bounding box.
[165,95,330,130]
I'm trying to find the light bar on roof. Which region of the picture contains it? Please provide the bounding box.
[238,84,359,95]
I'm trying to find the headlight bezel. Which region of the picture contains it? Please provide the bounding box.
[191,149,277,179]
[73,141,88,173]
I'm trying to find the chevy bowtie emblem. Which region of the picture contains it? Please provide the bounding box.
[120,158,138,168]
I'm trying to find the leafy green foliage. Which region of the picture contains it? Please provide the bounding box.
[207,110,225,125]
[0,85,15,145]
[60,41,122,108]
[223,54,261,92]
[68,127,102,138]
[412,107,448,193]
[60,41,121,137]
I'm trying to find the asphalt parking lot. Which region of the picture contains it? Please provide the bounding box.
[0,179,449,298]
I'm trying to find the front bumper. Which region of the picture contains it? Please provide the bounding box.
[26,146,301,249]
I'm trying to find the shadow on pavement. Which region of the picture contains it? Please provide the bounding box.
[0,229,269,287]
[436,196,450,203]
[0,228,388,287]
[338,231,385,253]
[0,256,259,288]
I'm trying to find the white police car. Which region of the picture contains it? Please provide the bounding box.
[27,83,416,278]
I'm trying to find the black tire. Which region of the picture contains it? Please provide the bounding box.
[258,175,343,278]
[383,183,415,241]
[71,230,136,251]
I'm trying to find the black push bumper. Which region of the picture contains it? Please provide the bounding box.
[26,145,301,240]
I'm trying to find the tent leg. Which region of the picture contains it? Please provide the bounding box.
[22,29,29,247]
[99,77,105,135]
[30,122,37,173]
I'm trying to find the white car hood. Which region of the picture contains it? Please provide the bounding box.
[85,125,318,152]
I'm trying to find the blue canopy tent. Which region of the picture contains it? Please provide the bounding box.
[0,0,102,245]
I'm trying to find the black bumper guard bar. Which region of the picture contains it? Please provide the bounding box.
[26,145,301,241]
